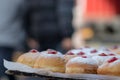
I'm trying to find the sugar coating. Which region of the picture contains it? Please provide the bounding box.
[92,56,113,66]
[109,59,120,66]
[71,49,83,54]
[67,49,84,55]
[99,56,120,68]
[97,50,115,55]
[68,57,97,65]
[101,47,117,53]
[22,51,40,59]
[107,56,120,65]
[67,47,97,56]
[40,51,63,58]
[66,47,117,59]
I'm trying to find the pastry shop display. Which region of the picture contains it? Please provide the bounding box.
[66,57,98,74]
[34,49,66,73]
[4,46,120,79]
[97,56,120,76]
[17,49,40,68]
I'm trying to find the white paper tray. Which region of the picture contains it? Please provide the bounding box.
[4,60,120,80]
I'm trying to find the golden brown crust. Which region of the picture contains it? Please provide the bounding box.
[34,56,66,73]
[17,53,39,67]
[66,62,98,74]
[97,63,120,76]
[64,55,78,62]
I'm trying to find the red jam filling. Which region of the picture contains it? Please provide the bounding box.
[47,49,57,54]
[77,52,85,55]
[90,49,97,53]
[48,51,57,54]
[109,53,115,56]
[66,52,74,55]
[81,56,87,58]
[108,57,118,63]
[99,53,107,56]
[30,49,38,53]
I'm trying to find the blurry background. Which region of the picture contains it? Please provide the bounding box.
[0,0,120,80]
[73,0,120,48]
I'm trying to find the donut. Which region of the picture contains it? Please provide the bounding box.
[64,49,83,62]
[34,49,65,73]
[66,57,98,74]
[17,49,40,67]
[97,56,120,76]
[64,47,97,62]
[92,48,117,66]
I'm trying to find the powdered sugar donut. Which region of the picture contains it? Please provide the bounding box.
[34,49,65,73]
[91,48,117,66]
[17,49,40,67]
[66,57,98,74]
[97,56,120,76]
[64,47,97,62]
[64,49,84,62]
[92,56,114,66]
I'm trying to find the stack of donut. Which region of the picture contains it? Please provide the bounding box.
[17,46,120,76]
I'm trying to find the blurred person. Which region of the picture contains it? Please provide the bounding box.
[0,0,25,80]
[24,0,74,53]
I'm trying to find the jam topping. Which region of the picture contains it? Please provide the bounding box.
[66,52,74,55]
[81,56,87,58]
[108,57,118,63]
[48,50,57,54]
[77,52,85,55]
[90,49,97,53]
[30,49,38,53]
[109,53,115,56]
[47,49,57,54]
[99,53,107,56]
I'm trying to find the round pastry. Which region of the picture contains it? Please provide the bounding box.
[92,48,117,66]
[34,49,65,73]
[17,49,40,67]
[64,49,83,62]
[64,47,97,62]
[66,57,98,74]
[97,56,120,76]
